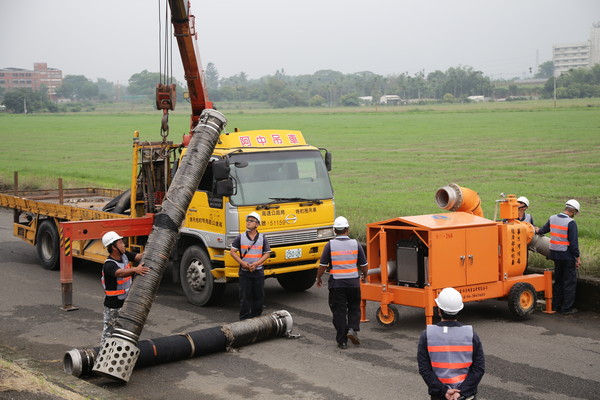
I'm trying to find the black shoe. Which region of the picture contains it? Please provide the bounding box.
[337,342,348,349]
[562,308,578,315]
[347,329,360,345]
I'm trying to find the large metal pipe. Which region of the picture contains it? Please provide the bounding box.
[367,260,397,280]
[529,233,550,258]
[92,109,227,383]
[435,183,484,217]
[66,310,294,379]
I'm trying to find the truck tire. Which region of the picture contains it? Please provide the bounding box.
[36,220,60,270]
[276,268,317,292]
[179,245,224,306]
[375,305,399,327]
[508,282,537,320]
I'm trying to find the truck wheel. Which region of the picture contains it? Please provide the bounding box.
[36,220,60,270]
[508,282,537,320]
[179,245,224,306]
[276,268,317,292]
[375,305,399,327]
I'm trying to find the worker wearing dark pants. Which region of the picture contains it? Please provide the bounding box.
[316,216,368,349]
[230,212,271,320]
[418,288,485,400]
[328,287,362,346]
[537,199,581,315]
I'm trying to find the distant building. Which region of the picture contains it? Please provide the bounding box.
[467,95,485,102]
[379,95,402,105]
[553,42,590,76]
[358,96,373,104]
[0,63,63,99]
[591,23,600,66]
[553,23,600,77]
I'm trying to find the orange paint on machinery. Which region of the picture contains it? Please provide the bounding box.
[360,183,554,326]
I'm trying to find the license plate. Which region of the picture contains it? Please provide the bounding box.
[285,248,302,259]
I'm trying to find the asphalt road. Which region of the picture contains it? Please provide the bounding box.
[1,208,599,400]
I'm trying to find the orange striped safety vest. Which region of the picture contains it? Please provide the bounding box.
[101,255,132,300]
[426,325,474,388]
[549,214,573,252]
[329,238,359,279]
[240,232,265,270]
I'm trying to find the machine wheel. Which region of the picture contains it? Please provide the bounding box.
[36,220,60,270]
[375,305,399,327]
[508,282,537,320]
[179,245,225,306]
[276,268,317,292]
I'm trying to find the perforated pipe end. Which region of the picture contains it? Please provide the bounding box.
[92,336,140,383]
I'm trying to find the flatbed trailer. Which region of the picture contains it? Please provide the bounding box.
[0,179,155,310]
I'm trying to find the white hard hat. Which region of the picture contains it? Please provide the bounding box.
[102,231,123,248]
[246,211,261,224]
[565,199,580,212]
[517,196,530,207]
[435,287,464,314]
[333,216,350,229]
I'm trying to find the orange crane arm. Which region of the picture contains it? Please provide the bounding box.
[168,0,213,132]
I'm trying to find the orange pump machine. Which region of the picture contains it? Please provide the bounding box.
[360,183,554,326]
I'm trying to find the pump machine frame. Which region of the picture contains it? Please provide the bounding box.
[360,185,555,326]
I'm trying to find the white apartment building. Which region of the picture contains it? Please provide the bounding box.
[553,23,600,77]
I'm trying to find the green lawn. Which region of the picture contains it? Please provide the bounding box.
[1,99,598,275]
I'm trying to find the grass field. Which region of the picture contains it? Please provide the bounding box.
[1,99,599,276]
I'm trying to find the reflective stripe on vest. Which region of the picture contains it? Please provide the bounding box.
[426,325,473,388]
[330,238,359,279]
[241,233,265,269]
[523,213,532,224]
[101,254,132,300]
[549,214,572,251]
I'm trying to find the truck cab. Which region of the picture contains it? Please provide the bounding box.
[169,129,335,305]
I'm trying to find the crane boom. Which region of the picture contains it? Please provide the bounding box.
[168,0,213,132]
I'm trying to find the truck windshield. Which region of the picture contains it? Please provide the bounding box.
[229,150,333,206]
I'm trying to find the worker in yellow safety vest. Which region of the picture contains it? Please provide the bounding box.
[417,288,485,400]
[100,231,149,346]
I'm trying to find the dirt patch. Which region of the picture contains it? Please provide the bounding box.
[0,356,87,400]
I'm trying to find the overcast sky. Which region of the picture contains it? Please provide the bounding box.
[1,0,598,84]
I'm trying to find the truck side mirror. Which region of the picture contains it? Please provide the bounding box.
[324,151,332,171]
[213,159,230,180]
[215,179,234,197]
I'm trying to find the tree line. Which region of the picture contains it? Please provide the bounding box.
[1,62,600,113]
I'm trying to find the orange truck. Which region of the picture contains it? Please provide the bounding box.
[361,183,554,326]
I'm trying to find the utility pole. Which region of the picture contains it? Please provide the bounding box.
[553,76,557,109]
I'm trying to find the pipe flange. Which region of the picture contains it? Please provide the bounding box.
[447,183,463,212]
[271,310,294,337]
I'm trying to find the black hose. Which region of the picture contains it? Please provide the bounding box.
[92,110,227,383]
[65,310,293,379]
